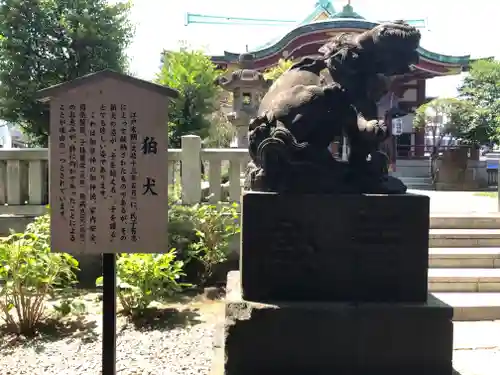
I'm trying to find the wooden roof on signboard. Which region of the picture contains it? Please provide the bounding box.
[37,69,179,102]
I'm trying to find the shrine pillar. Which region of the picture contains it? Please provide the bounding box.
[410,133,416,158]
[414,127,425,157]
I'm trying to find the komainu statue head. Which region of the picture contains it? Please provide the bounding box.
[319,20,421,77]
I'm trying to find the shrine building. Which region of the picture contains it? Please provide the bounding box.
[208,1,485,160]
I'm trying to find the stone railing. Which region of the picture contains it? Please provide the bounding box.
[169,135,249,204]
[0,149,48,215]
[0,135,250,215]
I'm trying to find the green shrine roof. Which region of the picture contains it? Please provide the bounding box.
[246,1,473,67]
[330,4,363,19]
[253,0,336,51]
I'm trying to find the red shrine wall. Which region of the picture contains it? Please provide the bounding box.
[215,34,430,159]
[387,78,426,158]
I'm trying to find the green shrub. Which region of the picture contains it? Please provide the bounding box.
[168,183,241,286]
[168,202,198,260]
[0,215,79,334]
[96,250,186,316]
[168,184,198,261]
[188,202,240,285]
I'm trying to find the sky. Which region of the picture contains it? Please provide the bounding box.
[122,0,500,98]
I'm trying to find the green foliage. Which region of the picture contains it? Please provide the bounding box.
[414,60,500,146]
[94,196,241,315]
[91,184,241,314]
[52,297,86,317]
[446,100,490,145]
[414,97,485,147]
[167,184,241,284]
[96,250,186,316]
[0,215,79,334]
[0,0,134,146]
[156,45,223,147]
[458,59,500,143]
[204,104,235,148]
[188,202,240,285]
[263,59,293,81]
[168,202,198,259]
[460,60,500,108]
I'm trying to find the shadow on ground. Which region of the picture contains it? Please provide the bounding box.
[124,307,203,332]
[47,288,101,301]
[0,316,99,353]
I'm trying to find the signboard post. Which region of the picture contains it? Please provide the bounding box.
[38,69,178,375]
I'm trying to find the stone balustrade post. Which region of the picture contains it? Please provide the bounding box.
[497,167,500,212]
[181,135,202,204]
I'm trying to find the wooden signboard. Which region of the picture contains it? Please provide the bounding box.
[38,70,178,254]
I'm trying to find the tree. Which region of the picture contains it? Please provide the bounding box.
[414,97,478,152]
[0,0,134,146]
[204,109,235,148]
[414,97,477,179]
[264,58,334,84]
[458,59,500,143]
[447,99,492,145]
[263,59,293,81]
[155,46,222,147]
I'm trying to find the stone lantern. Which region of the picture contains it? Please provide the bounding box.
[216,53,272,148]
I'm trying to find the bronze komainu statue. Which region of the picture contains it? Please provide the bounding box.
[245,21,421,194]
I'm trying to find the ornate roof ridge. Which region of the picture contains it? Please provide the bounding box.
[216,19,473,66]
[252,1,336,51]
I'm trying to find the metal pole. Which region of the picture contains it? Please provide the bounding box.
[102,253,117,375]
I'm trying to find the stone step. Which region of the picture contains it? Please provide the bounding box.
[428,268,500,293]
[400,177,432,184]
[429,248,500,268]
[0,215,38,236]
[400,177,433,189]
[429,229,500,247]
[430,213,500,230]
[433,292,500,321]
[406,185,434,190]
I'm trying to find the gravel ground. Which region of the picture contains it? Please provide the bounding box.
[1,292,499,375]
[0,292,222,375]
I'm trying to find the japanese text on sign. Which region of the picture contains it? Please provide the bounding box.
[56,102,164,247]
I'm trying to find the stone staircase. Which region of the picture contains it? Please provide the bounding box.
[400,176,434,190]
[429,213,500,321]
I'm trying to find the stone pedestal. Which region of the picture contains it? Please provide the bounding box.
[213,272,453,375]
[241,191,430,303]
[213,191,454,375]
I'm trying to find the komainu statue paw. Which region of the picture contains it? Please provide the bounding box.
[378,175,407,194]
[366,119,387,139]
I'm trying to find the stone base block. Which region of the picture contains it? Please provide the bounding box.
[241,191,430,303]
[214,271,454,375]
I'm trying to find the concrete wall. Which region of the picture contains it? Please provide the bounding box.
[391,158,489,189]
[391,159,431,178]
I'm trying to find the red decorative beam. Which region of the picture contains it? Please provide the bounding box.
[213,38,454,77]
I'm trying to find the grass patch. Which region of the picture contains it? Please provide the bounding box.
[473,191,498,198]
